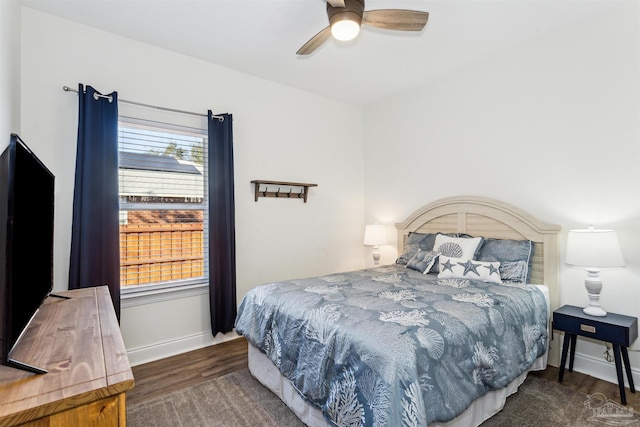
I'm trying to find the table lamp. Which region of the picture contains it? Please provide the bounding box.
[565,227,625,317]
[363,224,388,265]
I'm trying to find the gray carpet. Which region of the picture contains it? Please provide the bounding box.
[127,369,305,427]
[481,375,639,426]
[127,369,640,426]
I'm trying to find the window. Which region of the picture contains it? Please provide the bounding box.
[118,118,208,291]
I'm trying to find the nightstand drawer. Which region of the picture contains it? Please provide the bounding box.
[554,314,629,344]
[553,305,638,346]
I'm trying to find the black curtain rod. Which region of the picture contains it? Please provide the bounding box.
[62,86,224,121]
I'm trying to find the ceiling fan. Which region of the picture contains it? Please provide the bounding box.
[297,0,429,55]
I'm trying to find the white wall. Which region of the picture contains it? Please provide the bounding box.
[18,2,639,387]
[0,0,21,141]
[20,8,365,365]
[364,2,640,387]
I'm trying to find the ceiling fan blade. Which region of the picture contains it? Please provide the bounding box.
[297,26,332,56]
[363,10,429,31]
[327,0,346,7]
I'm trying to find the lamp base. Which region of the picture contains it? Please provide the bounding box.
[583,269,606,316]
[372,246,380,266]
[583,305,607,317]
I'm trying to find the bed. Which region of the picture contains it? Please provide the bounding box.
[235,196,561,426]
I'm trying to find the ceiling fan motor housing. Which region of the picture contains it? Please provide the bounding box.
[327,0,365,27]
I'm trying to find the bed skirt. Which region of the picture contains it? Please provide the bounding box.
[248,343,547,427]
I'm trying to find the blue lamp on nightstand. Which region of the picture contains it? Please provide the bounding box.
[565,227,625,317]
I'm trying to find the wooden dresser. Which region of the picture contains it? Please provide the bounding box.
[0,286,134,426]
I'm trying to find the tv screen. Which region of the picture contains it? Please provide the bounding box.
[0,134,54,374]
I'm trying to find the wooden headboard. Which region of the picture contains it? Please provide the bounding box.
[395,196,561,313]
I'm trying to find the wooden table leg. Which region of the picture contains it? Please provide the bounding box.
[621,346,635,393]
[559,333,571,382]
[612,344,627,405]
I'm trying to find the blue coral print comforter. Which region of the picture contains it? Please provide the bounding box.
[234,265,548,427]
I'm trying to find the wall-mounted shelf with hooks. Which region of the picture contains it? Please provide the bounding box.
[251,180,318,203]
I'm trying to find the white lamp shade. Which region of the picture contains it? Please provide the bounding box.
[565,228,625,268]
[363,224,388,246]
[331,19,360,41]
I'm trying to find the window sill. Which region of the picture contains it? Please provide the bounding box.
[121,281,209,308]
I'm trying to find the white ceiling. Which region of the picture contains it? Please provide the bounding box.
[21,0,614,106]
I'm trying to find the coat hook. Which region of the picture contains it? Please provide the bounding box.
[263,187,268,197]
[287,188,292,198]
[275,187,281,197]
[298,188,304,197]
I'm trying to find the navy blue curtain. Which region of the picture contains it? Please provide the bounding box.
[69,84,121,320]
[208,112,236,335]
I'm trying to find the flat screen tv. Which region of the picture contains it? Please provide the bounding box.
[0,134,55,374]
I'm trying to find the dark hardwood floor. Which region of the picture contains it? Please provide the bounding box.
[128,337,248,406]
[530,363,640,413]
[128,337,640,414]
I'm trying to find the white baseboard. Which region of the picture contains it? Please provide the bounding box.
[126,330,241,367]
[561,347,640,389]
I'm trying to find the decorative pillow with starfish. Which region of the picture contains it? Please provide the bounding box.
[437,255,502,284]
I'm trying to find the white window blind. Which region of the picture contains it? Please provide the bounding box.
[118,118,208,289]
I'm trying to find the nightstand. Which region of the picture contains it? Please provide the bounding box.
[553,304,638,405]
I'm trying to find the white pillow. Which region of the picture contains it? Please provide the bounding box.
[433,234,483,259]
[438,256,502,284]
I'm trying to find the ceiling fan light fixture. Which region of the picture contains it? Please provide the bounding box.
[327,0,364,42]
[331,19,360,41]
[296,0,428,56]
